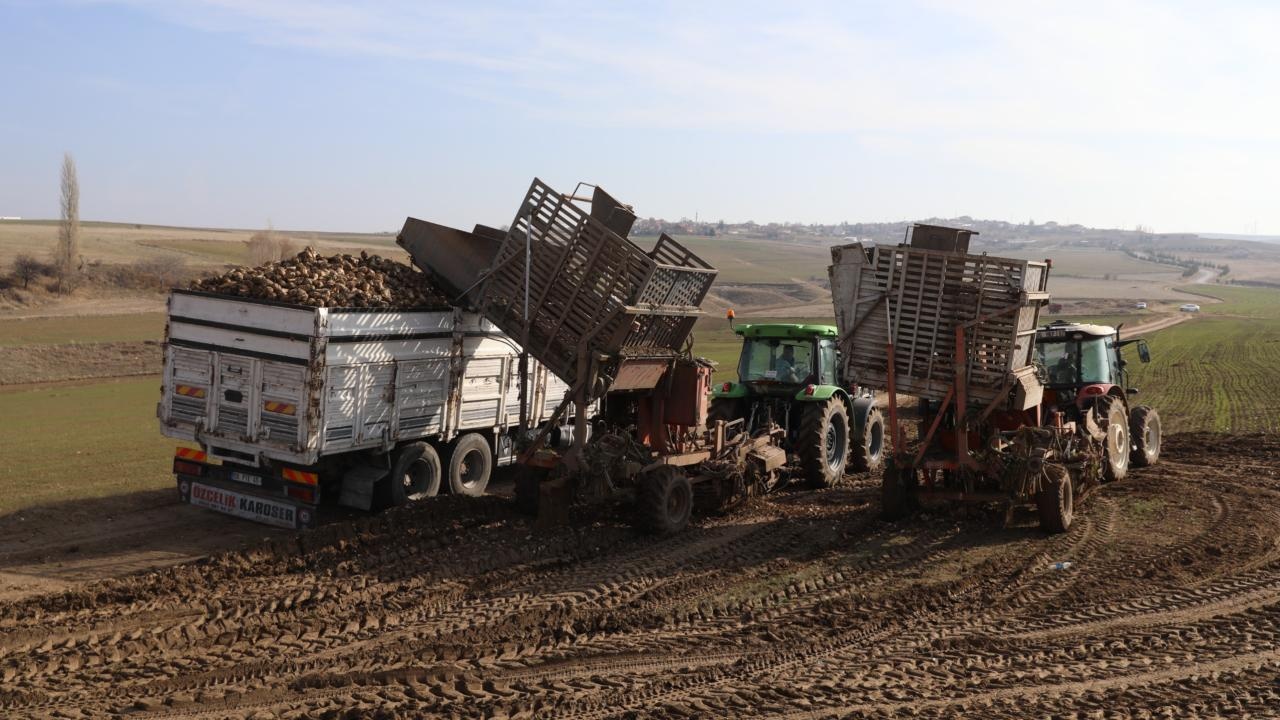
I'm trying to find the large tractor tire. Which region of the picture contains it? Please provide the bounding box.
[799,397,850,488]
[376,442,442,509]
[1129,405,1162,467]
[446,433,492,497]
[880,456,917,521]
[1036,463,1074,533]
[849,406,886,473]
[637,467,693,535]
[1100,398,1130,483]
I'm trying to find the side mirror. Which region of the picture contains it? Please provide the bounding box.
[1137,339,1151,363]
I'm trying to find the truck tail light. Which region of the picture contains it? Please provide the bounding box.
[173,459,204,476]
[174,447,207,463]
[282,468,319,486]
[287,486,315,503]
[804,384,816,396]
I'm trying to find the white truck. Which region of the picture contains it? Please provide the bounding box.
[158,289,578,529]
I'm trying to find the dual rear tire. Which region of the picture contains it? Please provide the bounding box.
[377,433,493,509]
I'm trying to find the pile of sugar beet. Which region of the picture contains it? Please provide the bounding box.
[189,247,450,309]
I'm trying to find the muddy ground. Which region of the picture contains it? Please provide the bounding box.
[1,433,1278,719]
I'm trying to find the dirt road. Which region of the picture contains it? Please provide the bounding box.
[1,433,1278,718]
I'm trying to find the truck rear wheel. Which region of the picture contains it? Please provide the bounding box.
[799,397,850,488]
[849,406,885,473]
[447,433,492,497]
[638,467,693,535]
[1129,405,1161,467]
[378,442,441,508]
[1036,463,1074,533]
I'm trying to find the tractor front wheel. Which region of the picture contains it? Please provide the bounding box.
[799,397,850,488]
[1036,463,1074,533]
[1101,398,1130,482]
[637,467,693,535]
[1129,405,1161,467]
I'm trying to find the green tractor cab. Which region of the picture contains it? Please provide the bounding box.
[712,322,885,488]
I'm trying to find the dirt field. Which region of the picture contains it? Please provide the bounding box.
[1,433,1277,718]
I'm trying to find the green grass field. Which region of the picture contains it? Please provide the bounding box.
[0,313,165,346]
[1130,317,1280,433]
[1127,285,1280,433]
[0,376,181,513]
[1177,284,1280,318]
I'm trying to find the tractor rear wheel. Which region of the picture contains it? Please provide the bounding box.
[708,397,746,441]
[1101,398,1130,482]
[637,467,693,535]
[849,406,886,473]
[1036,463,1074,533]
[880,456,917,521]
[799,397,850,488]
[1129,405,1161,467]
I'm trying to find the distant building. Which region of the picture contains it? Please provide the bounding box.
[0,216,22,221]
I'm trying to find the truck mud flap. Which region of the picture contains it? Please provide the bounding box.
[177,476,314,530]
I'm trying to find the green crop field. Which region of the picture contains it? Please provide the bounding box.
[1177,284,1280,318]
[0,312,165,347]
[0,376,182,513]
[1129,317,1280,433]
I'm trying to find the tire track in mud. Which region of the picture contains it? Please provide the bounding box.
[2,433,1279,718]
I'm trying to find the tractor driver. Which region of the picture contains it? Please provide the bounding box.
[1052,348,1078,385]
[776,344,807,383]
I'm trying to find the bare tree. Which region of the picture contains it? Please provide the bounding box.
[56,153,80,292]
[247,222,301,265]
[12,254,50,288]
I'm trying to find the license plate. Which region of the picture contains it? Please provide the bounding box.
[230,470,262,486]
[184,481,298,529]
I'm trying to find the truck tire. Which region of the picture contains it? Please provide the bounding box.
[377,442,441,508]
[881,456,917,521]
[637,466,693,535]
[1129,405,1161,467]
[799,397,850,488]
[1036,463,1074,533]
[447,433,492,497]
[849,406,886,473]
[1100,398,1130,482]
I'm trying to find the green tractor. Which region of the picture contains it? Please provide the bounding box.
[710,323,886,488]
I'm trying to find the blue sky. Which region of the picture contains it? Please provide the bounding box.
[1,1,1278,234]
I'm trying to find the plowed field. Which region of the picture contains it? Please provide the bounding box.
[2,433,1279,719]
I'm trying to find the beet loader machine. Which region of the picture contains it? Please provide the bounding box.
[829,225,1161,532]
[398,179,789,533]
